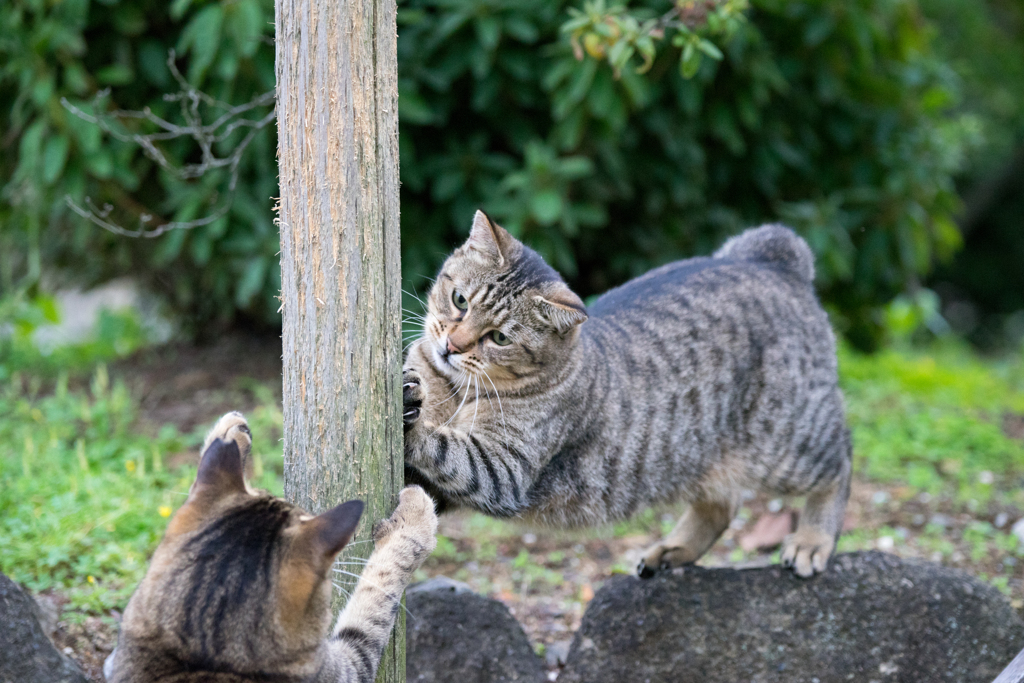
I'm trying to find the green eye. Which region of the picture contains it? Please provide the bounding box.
[490,330,511,346]
[452,289,468,311]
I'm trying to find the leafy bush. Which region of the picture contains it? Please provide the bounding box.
[2,0,973,345]
[0,0,280,329]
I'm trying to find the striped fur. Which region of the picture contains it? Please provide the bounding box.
[403,212,851,577]
[106,412,437,683]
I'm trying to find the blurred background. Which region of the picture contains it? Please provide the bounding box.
[1,1,1022,680]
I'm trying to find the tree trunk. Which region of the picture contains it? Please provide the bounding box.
[274,0,403,681]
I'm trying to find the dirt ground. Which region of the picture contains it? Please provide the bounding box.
[47,336,1024,681]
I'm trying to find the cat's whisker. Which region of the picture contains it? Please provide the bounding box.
[482,368,513,458]
[468,375,480,437]
[434,373,471,432]
[332,570,417,621]
[402,288,428,308]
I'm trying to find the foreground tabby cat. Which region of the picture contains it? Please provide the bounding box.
[403,211,850,578]
[105,412,438,683]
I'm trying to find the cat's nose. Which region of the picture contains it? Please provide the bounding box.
[446,337,464,354]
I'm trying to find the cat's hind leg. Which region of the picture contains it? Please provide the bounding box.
[636,498,733,578]
[781,435,852,578]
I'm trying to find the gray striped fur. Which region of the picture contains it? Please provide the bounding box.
[106,413,438,683]
[403,212,850,577]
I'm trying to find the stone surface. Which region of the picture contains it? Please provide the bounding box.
[0,572,89,683]
[406,579,545,683]
[560,552,1024,683]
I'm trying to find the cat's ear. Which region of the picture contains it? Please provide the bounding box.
[167,438,247,536]
[534,284,588,333]
[191,438,247,499]
[464,210,514,266]
[296,499,365,563]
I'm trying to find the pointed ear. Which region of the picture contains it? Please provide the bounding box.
[297,500,365,563]
[192,438,247,498]
[534,284,588,334]
[464,210,514,266]
[167,438,247,536]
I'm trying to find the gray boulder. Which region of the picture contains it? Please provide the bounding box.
[0,573,89,683]
[406,578,545,683]
[561,552,1024,683]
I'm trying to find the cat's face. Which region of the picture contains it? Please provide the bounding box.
[419,211,588,389]
[107,417,363,682]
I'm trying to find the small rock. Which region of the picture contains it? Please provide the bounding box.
[978,470,995,485]
[0,572,89,683]
[994,512,1009,529]
[929,513,950,529]
[767,498,783,513]
[407,575,473,595]
[1013,517,1024,545]
[877,536,894,550]
[545,640,572,668]
[522,532,537,545]
[872,490,890,505]
[559,552,1024,683]
[407,582,545,683]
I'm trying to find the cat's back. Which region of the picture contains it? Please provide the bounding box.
[588,224,818,322]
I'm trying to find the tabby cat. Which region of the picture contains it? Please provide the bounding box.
[403,211,850,578]
[105,411,438,683]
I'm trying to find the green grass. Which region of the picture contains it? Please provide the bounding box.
[0,366,283,613]
[840,341,1024,503]
[0,337,1021,618]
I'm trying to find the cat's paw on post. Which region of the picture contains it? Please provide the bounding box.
[403,370,424,427]
[372,486,438,562]
[202,411,252,460]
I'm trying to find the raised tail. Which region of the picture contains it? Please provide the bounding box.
[713,223,815,284]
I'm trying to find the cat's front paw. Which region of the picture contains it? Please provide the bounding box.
[202,411,252,460]
[372,486,438,563]
[403,369,425,428]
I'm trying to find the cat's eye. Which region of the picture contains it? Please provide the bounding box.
[490,330,512,346]
[452,289,469,311]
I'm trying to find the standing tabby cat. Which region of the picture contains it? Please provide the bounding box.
[105,412,438,683]
[403,211,850,578]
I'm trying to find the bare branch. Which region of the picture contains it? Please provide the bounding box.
[60,50,276,239]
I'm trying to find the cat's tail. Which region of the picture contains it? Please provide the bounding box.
[713,224,815,284]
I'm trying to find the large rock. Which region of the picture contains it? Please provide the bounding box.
[0,573,89,683]
[406,578,545,683]
[561,552,1024,683]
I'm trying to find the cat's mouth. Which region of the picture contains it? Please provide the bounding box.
[432,344,460,373]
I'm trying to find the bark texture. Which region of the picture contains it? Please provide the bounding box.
[275,0,402,680]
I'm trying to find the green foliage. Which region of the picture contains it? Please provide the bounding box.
[840,342,1024,502]
[0,0,280,330]
[920,0,1024,348]
[0,294,150,381]
[2,0,974,345]
[0,366,283,612]
[398,0,968,348]
[562,0,749,78]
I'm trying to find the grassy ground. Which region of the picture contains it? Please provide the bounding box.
[1,335,1022,680]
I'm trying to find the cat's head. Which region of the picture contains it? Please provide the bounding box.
[419,211,588,389]
[106,412,364,683]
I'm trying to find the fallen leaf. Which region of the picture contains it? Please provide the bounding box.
[739,511,796,552]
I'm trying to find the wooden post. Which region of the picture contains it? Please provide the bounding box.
[274,0,403,681]
[994,647,1024,683]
